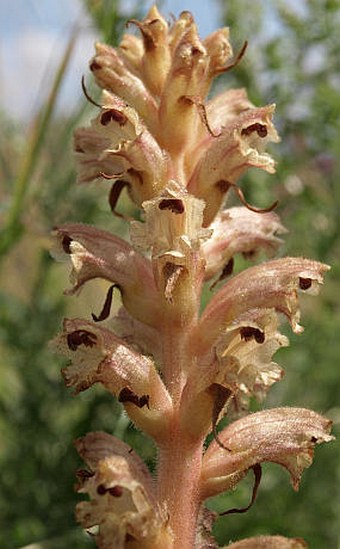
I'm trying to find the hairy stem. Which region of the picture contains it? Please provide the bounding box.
[157,428,204,548]
[158,310,203,547]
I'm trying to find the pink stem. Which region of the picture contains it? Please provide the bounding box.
[157,428,204,548]
[157,318,204,547]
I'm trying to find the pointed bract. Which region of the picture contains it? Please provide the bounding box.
[129,5,171,97]
[158,21,209,155]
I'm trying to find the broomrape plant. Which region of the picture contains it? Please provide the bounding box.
[51,6,334,548]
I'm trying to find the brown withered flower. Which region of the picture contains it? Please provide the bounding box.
[52,6,334,548]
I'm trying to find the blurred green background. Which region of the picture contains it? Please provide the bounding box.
[0,1,339,547]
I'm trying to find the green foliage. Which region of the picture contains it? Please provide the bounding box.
[0,1,339,547]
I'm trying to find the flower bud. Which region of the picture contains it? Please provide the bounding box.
[90,42,158,129]
[158,23,208,155]
[129,5,171,97]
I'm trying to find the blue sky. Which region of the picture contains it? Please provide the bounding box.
[0,0,221,120]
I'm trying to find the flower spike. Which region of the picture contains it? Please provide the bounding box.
[52,7,333,548]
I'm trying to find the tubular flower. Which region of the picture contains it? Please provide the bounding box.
[51,223,160,326]
[74,91,169,204]
[130,180,210,314]
[187,104,280,226]
[201,407,334,498]
[195,257,330,353]
[211,308,288,414]
[52,6,334,548]
[51,318,172,440]
[75,432,173,548]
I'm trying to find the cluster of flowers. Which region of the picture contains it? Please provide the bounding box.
[51,7,333,548]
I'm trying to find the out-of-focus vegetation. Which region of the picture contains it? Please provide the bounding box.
[0,1,339,548]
